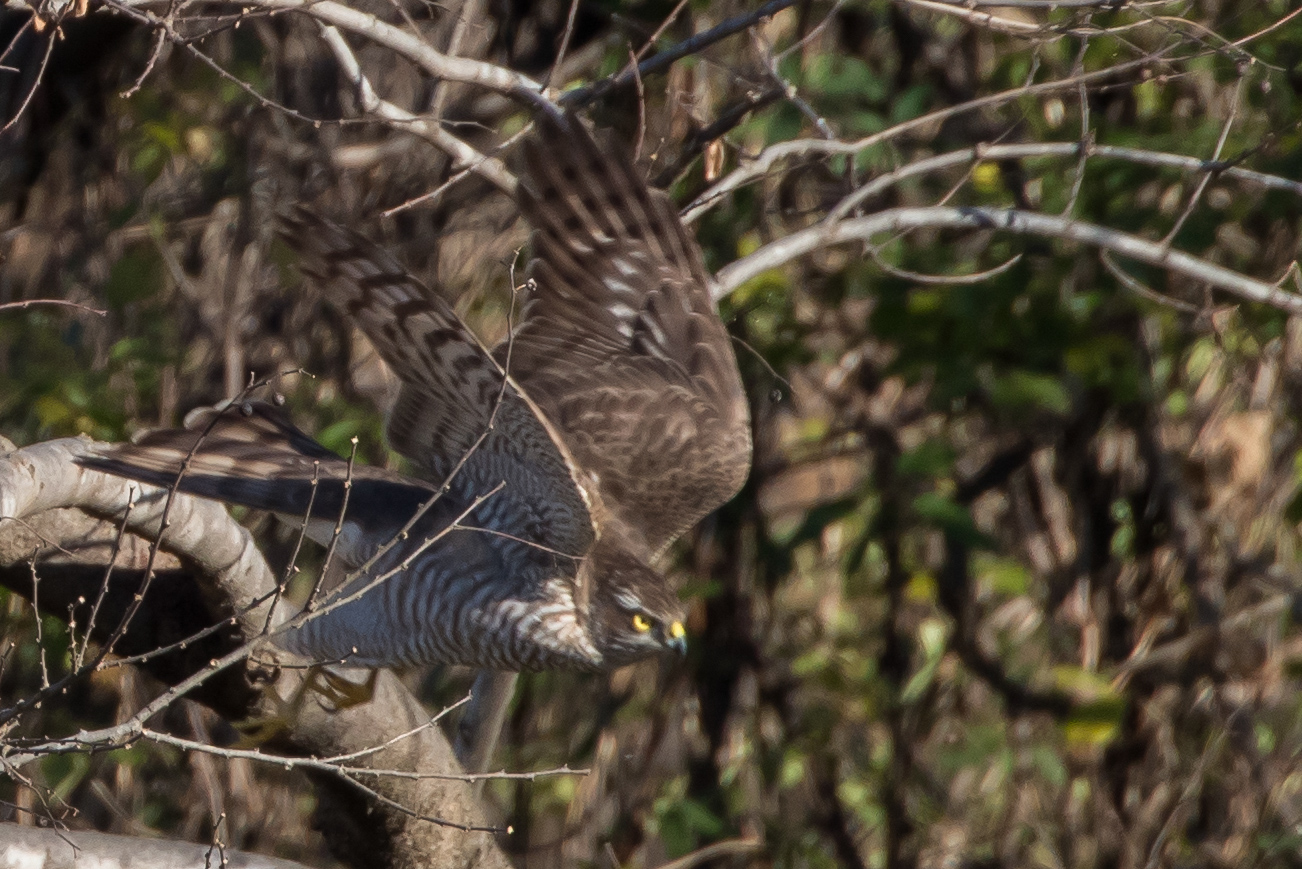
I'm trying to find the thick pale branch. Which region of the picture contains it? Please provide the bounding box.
[0,825,309,869]
[0,440,512,868]
[822,141,1302,224]
[0,437,275,636]
[88,0,539,96]
[273,0,538,95]
[714,205,1302,313]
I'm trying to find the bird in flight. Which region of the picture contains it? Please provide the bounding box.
[82,110,752,673]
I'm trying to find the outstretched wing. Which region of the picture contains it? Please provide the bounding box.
[78,400,446,567]
[504,112,751,554]
[82,400,602,670]
[281,208,597,562]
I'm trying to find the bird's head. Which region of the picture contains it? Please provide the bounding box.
[585,540,688,667]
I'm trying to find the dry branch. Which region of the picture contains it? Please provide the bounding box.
[715,205,1302,313]
[0,439,512,868]
[0,824,310,869]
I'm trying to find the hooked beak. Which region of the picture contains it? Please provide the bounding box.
[664,620,687,656]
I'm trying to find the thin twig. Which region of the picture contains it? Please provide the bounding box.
[685,47,1186,223]
[29,556,48,689]
[561,0,800,107]
[263,460,322,630]
[625,0,689,71]
[137,719,587,783]
[1159,73,1243,249]
[1101,249,1200,314]
[119,16,167,98]
[867,249,1024,285]
[317,23,516,196]
[304,437,357,612]
[1061,37,1092,217]
[0,299,107,316]
[76,484,138,669]
[0,25,52,136]
[545,0,582,91]
[820,141,1302,227]
[752,28,832,139]
[657,838,765,869]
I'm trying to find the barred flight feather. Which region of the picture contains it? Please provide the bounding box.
[81,111,749,674]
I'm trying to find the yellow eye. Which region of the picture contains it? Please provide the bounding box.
[632,613,653,633]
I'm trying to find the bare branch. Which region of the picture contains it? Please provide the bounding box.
[0,440,513,866]
[822,141,1302,225]
[99,0,541,98]
[714,205,1302,313]
[0,824,310,869]
[317,22,517,197]
[0,438,275,634]
[561,0,801,108]
[684,50,1183,223]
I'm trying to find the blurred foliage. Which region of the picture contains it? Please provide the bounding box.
[2,0,1302,868]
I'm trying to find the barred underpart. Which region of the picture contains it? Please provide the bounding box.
[82,110,751,673]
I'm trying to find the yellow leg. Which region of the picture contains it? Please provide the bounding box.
[231,665,378,746]
[307,665,379,710]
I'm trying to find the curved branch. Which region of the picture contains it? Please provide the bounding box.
[714,205,1302,313]
[0,437,275,635]
[0,439,512,868]
[0,824,310,869]
[683,50,1181,224]
[822,142,1302,224]
[100,0,540,97]
[281,0,538,95]
[317,23,517,197]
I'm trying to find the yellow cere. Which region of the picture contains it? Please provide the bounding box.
[632,613,652,632]
[669,621,686,639]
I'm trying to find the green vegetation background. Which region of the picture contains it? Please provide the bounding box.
[2,1,1302,867]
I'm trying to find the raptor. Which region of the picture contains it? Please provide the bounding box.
[83,110,752,674]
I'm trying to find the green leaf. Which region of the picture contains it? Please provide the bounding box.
[911,493,992,547]
[901,618,949,703]
[897,439,956,478]
[315,420,362,455]
[1061,698,1126,748]
[889,85,931,124]
[42,752,90,802]
[104,245,165,308]
[805,55,885,102]
[987,369,1072,415]
[977,557,1031,596]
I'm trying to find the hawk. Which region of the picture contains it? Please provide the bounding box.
[82,111,751,672]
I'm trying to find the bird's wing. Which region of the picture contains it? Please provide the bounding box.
[78,400,446,566]
[80,402,600,670]
[281,208,597,562]
[502,112,751,553]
